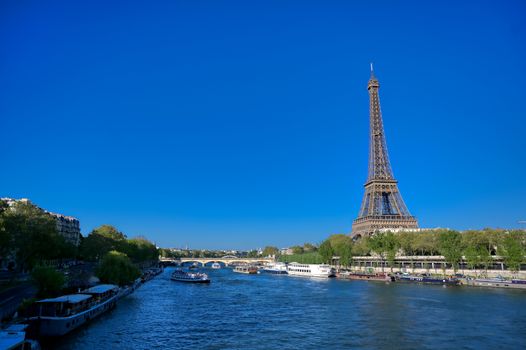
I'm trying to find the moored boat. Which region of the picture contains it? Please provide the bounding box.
[260,262,288,274]
[233,265,258,274]
[395,273,459,285]
[286,263,335,278]
[170,269,210,283]
[465,276,526,289]
[28,284,119,337]
[339,271,394,282]
[0,324,40,350]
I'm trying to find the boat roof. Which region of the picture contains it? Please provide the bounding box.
[0,330,25,350]
[3,325,27,332]
[38,294,92,303]
[83,284,118,294]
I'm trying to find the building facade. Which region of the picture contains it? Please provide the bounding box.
[47,212,81,246]
[1,197,81,247]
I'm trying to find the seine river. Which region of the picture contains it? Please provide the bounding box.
[50,267,526,350]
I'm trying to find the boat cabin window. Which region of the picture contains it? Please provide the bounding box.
[34,295,92,317]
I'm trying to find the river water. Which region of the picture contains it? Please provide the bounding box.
[50,267,526,350]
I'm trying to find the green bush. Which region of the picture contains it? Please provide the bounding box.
[18,298,37,317]
[31,266,65,298]
[278,252,323,264]
[96,251,141,286]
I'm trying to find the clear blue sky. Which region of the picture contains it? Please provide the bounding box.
[1,1,525,249]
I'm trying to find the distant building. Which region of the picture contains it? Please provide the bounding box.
[46,212,81,246]
[1,197,30,207]
[1,197,81,247]
[376,227,448,234]
[280,248,293,256]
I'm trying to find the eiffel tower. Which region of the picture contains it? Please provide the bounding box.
[351,65,418,238]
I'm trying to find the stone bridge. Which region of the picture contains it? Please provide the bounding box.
[160,256,273,266]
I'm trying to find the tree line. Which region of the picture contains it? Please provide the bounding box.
[79,225,158,286]
[0,200,77,271]
[0,199,159,297]
[279,229,526,274]
[79,224,158,264]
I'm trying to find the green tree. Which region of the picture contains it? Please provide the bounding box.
[328,235,353,267]
[92,224,127,241]
[367,232,400,272]
[318,240,334,264]
[500,232,524,273]
[291,245,304,255]
[398,231,417,270]
[303,243,317,253]
[351,237,371,256]
[398,231,417,256]
[262,246,279,257]
[383,232,400,272]
[478,246,493,276]
[438,230,463,273]
[31,266,65,298]
[247,250,259,258]
[96,251,141,286]
[336,242,353,267]
[0,199,11,258]
[414,232,440,256]
[2,201,62,270]
[278,252,322,264]
[80,231,114,261]
[368,233,387,271]
[464,245,481,275]
[124,237,159,263]
[80,225,135,261]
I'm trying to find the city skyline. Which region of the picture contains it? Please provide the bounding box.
[1,1,525,249]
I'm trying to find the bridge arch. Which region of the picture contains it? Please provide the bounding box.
[175,257,274,267]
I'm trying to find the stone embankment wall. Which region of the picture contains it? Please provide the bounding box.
[338,255,526,279]
[344,266,526,279]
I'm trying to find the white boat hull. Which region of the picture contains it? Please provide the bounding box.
[287,263,335,278]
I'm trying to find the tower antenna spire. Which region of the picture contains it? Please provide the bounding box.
[370,62,374,73]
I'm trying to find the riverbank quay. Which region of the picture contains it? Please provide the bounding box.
[335,267,526,290]
[0,264,163,348]
[0,282,36,323]
[346,255,526,279]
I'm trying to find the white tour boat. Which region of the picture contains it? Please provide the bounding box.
[260,262,288,274]
[211,262,221,269]
[233,265,258,274]
[286,263,335,278]
[171,269,210,283]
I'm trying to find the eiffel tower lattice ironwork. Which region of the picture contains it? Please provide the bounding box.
[351,65,418,238]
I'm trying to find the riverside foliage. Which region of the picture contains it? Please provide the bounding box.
[80,225,158,285]
[79,225,158,264]
[0,199,77,271]
[0,198,158,295]
[96,251,141,286]
[31,266,66,298]
[283,229,525,272]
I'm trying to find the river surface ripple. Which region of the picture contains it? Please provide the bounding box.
[51,267,526,350]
